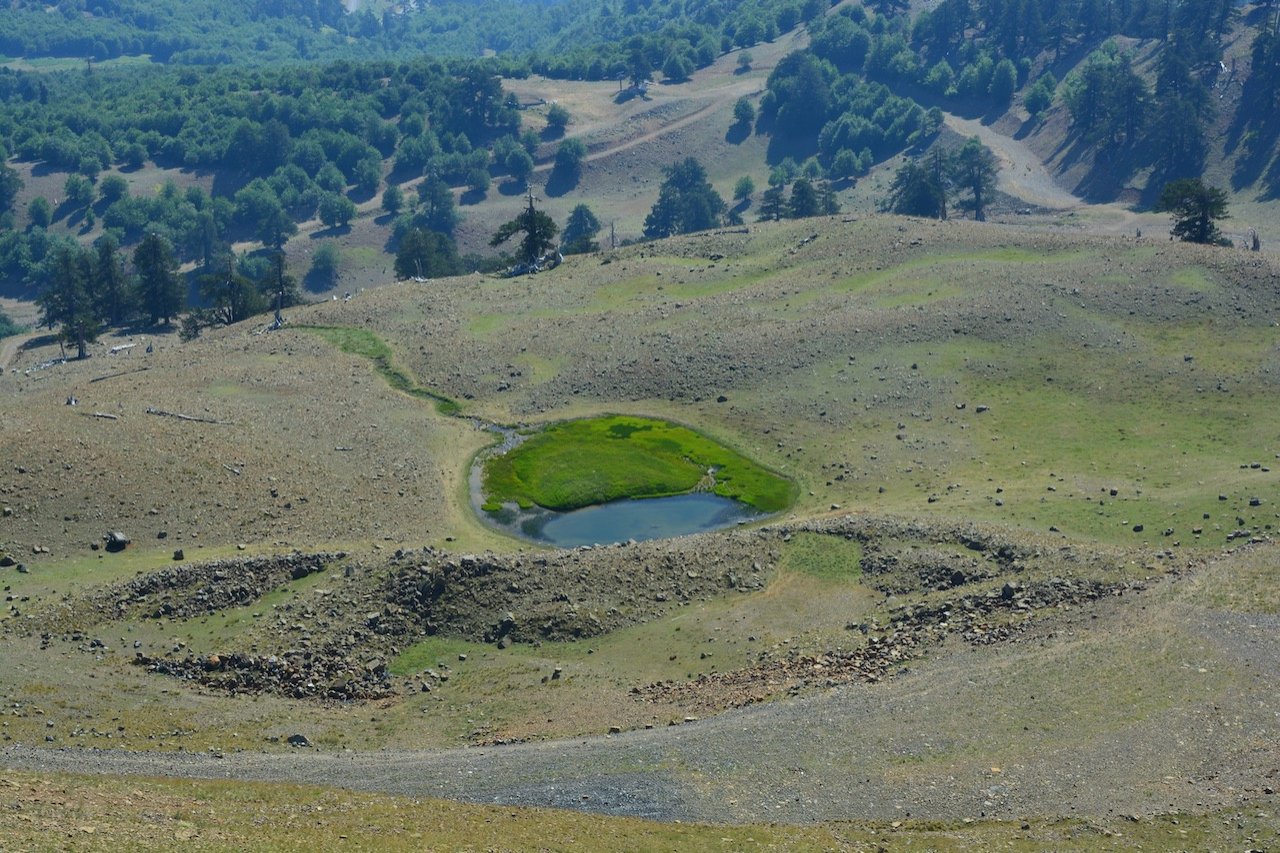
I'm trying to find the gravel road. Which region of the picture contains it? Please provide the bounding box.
[5,594,1276,825]
[942,112,1082,211]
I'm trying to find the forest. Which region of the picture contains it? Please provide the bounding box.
[2,0,1278,342]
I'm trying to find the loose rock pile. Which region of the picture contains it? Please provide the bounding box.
[635,516,1156,712]
[15,513,1177,708]
[22,534,777,702]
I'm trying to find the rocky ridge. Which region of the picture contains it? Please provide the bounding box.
[5,513,1189,711]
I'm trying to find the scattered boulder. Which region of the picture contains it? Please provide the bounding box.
[103,532,130,553]
[286,734,311,748]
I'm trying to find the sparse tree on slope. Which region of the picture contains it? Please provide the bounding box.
[885,157,947,219]
[92,235,132,327]
[1158,178,1229,245]
[491,193,559,265]
[789,178,821,218]
[758,184,785,221]
[643,157,725,239]
[546,103,571,134]
[133,233,184,326]
[38,245,99,359]
[200,261,267,326]
[561,204,601,255]
[416,177,459,236]
[949,137,998,221]
[395,228,462,279]
[382,184,404,216]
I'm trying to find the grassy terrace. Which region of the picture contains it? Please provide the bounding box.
[481,414,796,512]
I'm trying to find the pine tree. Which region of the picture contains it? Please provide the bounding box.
[788,178,821,218]
[643,157,725,238]
[1158,178,1228,244]
[416,177,458,236]
[561,204,602,255]
[758,185,786,221]
[199,259,267,326]
[92,235,131,327]
[38,245,99,359]
[395,228,462,279]
[949,137,998,221]
[885,158,947,219]
[132,233,184,326]
[491,192,559,266]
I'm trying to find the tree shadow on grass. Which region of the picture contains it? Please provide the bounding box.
[725,122,751,145]
[309,224,351,239]
[498,178,528,197]
[544,168,579,198]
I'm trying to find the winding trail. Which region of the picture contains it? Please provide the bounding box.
[0,331,38,373]
[942,113,1083,210]
[3,592,1277,826]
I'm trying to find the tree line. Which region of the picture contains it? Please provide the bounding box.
[0,55,522,290]
[752,0,1261,193]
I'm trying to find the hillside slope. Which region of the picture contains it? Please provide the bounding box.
[1,217,1277,847]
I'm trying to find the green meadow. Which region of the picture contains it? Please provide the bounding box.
[481,414,796,512]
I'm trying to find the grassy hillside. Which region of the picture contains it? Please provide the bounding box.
[1,216,1277,848]
[0,768,1274,850]
[1,4,1279,847]
[6,217,1277,561]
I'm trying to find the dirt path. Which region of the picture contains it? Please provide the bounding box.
[4,593,1276,826]
[273,31,796,250]
[941,113,1083,211]
[0,331,38,373]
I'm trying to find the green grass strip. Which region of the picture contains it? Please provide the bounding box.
[482,414,795,513]
[297,325,460,416]
[780,532,863,582]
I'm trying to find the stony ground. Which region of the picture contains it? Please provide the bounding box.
[2,216,1279,846]
[3,540,1278,829]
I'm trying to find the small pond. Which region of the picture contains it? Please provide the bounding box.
[516,492,760,548]
[469,422,770,547]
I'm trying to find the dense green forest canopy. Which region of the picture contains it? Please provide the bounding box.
[2,0,1279,339]
[0,0,825,79]
[0,54,520,291]
[763,0,1261,191]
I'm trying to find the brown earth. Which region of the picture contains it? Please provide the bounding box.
[1,215,1278,841]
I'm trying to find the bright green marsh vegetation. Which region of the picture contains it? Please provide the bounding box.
[298,325,460,415]
[481,415,796,513]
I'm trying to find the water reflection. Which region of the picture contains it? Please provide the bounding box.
[485,493,761,547]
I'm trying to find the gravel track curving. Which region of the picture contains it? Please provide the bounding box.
[5,567,1277,825]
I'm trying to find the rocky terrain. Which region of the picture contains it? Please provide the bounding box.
[2,216,1278,848]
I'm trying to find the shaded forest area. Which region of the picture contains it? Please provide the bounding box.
[2,0,1279,342]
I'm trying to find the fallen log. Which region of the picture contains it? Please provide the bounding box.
[145,406,231,425]
[90,366,150,383]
